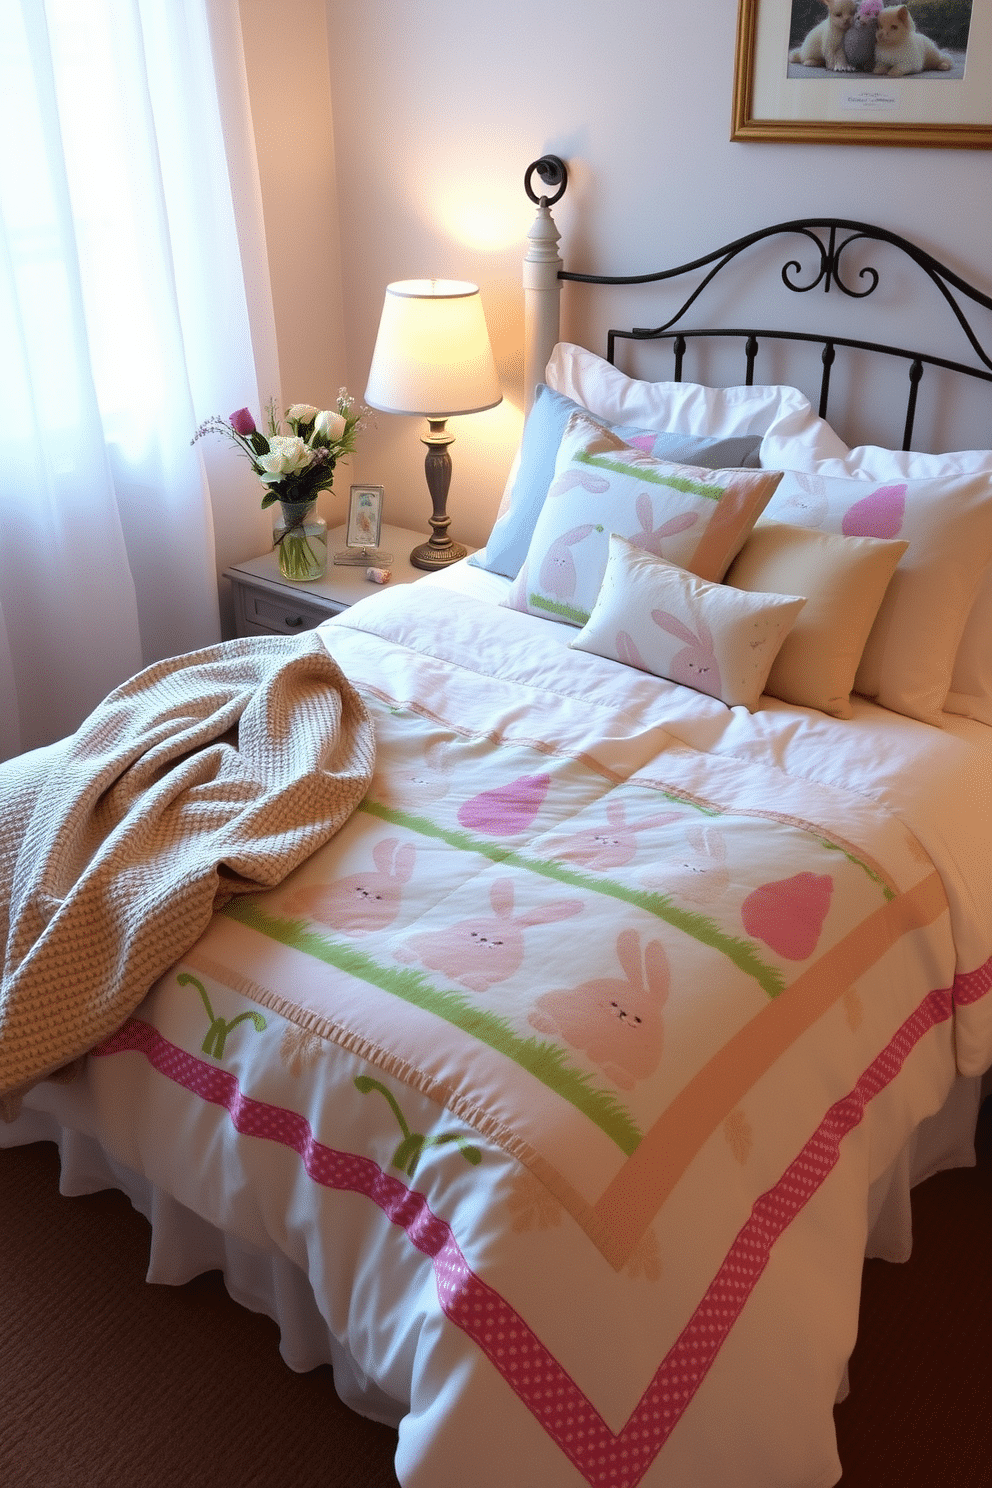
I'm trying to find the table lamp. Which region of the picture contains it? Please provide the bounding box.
[365,279,502,570]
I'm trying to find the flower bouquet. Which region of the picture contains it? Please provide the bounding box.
[193,392,365,580]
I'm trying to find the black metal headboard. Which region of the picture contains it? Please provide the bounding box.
[526,157,992,452]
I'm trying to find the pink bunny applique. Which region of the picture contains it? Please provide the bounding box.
[548,798,682,872]
[538,523,601,601]
[642,824,730,907]
[373,736,454,811]
[779,473,829,528]
[281,837,416,934]
[651,608,723,699]
[394,878,584,994]
[628,491,698,557]
[615,631,649,670]
[546,469,611,500]
[528,928,670,1089]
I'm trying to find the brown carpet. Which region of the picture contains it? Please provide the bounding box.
[834,1093,992,1488]
[0,1140,400,1488]
[1,1100,989,1487]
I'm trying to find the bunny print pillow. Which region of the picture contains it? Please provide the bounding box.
[570,535,805,712]
[503,409,782,628]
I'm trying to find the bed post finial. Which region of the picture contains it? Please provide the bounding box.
[523,156,567,414]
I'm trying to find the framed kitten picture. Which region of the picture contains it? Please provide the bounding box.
[732,0,992,146]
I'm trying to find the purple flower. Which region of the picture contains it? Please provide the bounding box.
[230,407,256,436]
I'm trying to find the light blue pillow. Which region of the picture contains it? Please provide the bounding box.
[470,385,764,579]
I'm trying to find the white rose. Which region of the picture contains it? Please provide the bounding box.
[314,409,347,442]
[258,435,313,479]
[287,403,319,425]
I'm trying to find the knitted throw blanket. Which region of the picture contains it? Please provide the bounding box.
[0,631,375,1113]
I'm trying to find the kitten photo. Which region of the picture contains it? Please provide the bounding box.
[789,0,858,71]
[872,5,953,75]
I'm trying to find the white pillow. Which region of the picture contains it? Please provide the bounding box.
[502,409,782,627]
[762,436,992,724]
[546,342,833,442]
[569,536,805,712]
[759,469,992,727]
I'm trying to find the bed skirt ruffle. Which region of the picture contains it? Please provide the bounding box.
[1,1074,985,1421]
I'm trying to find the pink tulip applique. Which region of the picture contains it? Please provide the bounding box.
[842,484,906,539]
[741,871,833,960]
[458,773,552,835]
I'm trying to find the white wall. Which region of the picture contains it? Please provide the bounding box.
[254,0,992,551]
[238,0,349,537]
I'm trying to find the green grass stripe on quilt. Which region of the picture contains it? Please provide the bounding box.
[363,801,786,999]
[222,897,643,1154]
[821,837,895,900]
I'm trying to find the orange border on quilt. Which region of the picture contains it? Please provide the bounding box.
[690,469,780,581]
[592,869,948,1260]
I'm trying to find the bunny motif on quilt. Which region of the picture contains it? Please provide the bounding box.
[372,736,455,811]
[528,927,670,1089]
[394,877,584,994]
[281,837,416,934]
[641,824,731,907]
[544,797,684,872]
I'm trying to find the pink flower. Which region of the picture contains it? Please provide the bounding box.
[230,407,256,436]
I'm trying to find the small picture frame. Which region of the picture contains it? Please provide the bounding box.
[346,484,384,549]
[334,484,392,566]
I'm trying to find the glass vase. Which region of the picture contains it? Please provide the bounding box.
[273,500,327,581]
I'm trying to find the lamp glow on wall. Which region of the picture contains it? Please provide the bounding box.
[365,279,501,570]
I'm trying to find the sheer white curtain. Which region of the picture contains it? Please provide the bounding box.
[0,0,275,760]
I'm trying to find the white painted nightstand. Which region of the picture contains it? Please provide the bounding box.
[225,523,429,637]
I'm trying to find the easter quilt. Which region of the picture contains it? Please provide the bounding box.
[22,581,992,1488]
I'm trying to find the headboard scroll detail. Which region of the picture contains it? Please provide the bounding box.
[522,156,992,450]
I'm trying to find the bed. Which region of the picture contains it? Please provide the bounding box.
[4,157,992,1488]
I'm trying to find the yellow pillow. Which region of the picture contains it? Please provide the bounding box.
[725,522,907,719]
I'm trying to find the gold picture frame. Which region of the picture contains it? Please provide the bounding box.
[732,0,992,148]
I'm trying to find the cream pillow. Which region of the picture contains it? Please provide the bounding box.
[503,409,782,627]
[546,342,832,442]
[725,522,908,719]
[569,536,804,711]
[760,434,992,726]
[759,469,992,727]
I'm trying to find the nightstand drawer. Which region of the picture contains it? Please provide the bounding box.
[244,589,340,634]
[225,525,441,638]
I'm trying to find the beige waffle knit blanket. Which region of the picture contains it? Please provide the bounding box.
[0,631,374,1112]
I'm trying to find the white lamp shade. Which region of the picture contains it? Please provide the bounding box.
[365,279,502,418]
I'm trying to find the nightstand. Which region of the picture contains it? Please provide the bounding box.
[225,523,429,637]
